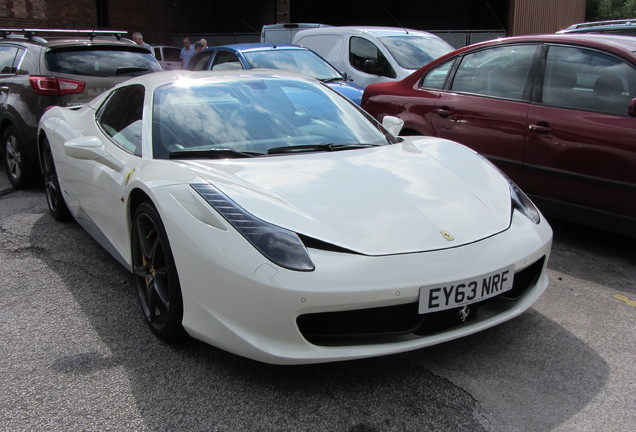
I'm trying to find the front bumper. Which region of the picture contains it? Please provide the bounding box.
[158,186,552,364]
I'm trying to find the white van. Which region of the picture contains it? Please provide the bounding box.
[293,26,454,88]
[261,23,330,46]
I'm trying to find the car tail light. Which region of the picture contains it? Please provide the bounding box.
[29,76,86,96]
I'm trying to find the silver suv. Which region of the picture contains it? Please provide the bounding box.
[0,28,163,188]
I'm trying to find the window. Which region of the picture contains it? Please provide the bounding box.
[451,45,537,100]
[45,47,161,77]
[151,78,389,158]
[0,46,20,75]
[97,85,145,155]
[163,47,181,62]
[420,60,455,90]
[190,53,212,70]
[211,51,242,71]
[349,37,396,78]
[541,45,636,116]
[244,49,342,81]
[379,35,452,70]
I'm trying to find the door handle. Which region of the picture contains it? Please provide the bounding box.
[435,107,453,117]
[0,86,9,92]
[528,123,552,134]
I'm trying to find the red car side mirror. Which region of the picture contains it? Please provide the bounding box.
[629,98,636,117]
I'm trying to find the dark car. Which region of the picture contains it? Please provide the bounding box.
[362,34,636,237]
[186,43,365,105]
[0,28,162,188]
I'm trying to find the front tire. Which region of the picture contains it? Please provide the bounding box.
[40,136,71,221]
[2,125,35,189]
[131,202,186,342]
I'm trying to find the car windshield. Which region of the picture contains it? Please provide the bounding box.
[379,35,454,70]
[152,76,391,159]
[46,47,163,77]
[243,49,344,81]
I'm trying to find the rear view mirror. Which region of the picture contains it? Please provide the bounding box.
[629,98,636,117]
[382,115,404,136]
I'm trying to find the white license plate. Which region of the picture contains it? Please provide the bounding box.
[418,265,514,314]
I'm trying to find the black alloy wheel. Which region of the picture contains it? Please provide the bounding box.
[132,201,186,342]
[2,125,35,189]
[40,136,71,221]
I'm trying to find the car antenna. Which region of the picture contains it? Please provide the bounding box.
[242,20,276,48]
[382,5,409,34]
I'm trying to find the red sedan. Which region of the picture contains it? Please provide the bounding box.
[362,34,636,237]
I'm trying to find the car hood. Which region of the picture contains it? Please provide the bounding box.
[325,80,364,105]
[179,137,512,255]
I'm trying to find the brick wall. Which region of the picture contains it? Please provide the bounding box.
[0,0,182,45]
[0,0,49,27]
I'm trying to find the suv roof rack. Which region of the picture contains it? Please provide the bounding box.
[566,19,636,30]
[0,28,128,42]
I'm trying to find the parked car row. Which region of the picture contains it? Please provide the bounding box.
[1,25,454,189]
[362,33,636,237]
[3,24,634,363]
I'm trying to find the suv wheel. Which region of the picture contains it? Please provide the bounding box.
[2,125,35,189]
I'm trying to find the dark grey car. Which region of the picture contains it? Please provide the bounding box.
[0,29,162,188]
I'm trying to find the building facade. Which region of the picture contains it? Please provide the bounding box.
[0,0,586,46]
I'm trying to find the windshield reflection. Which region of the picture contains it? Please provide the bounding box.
[152,76,389,159]
[244,49,343,81]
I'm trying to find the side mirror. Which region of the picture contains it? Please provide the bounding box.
[382,115,404,137]
[64,136,125,172]
[629,98,636,117]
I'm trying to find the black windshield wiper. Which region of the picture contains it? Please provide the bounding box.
[319,77,345,83]
[267,143,377,155]
[168,148,264,159]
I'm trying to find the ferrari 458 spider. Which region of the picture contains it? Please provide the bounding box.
[38,70,552,364]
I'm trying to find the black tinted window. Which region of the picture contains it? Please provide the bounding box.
[45,47,162,77]
[349,37,396,78]
[163,47,181,62]
[98,85,145,155]
[190,53,212,70]
[211,51,242,71]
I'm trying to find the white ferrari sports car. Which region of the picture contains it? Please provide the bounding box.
[38,70,552,364]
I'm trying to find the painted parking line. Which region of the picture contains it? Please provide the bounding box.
[612,294,636,307]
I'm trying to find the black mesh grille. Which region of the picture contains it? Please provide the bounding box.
[297,256,546,346]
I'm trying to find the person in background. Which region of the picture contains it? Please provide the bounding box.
[194,40,204,53]
[200,38,208,49]
[132,32,152,51]
[180,37,195,68]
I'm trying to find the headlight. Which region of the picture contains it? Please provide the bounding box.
[476,154,541,225]
[509,182,540,224]
[191,184,315,271]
